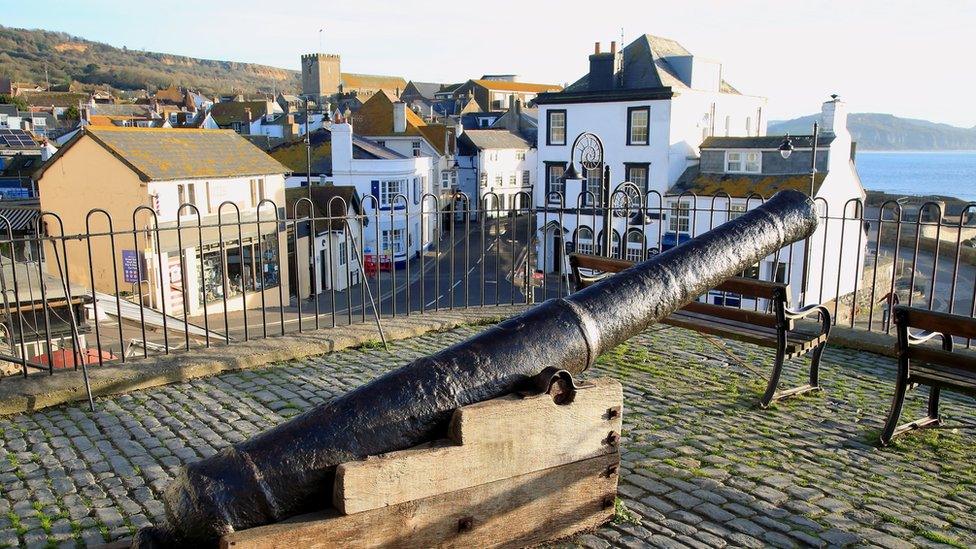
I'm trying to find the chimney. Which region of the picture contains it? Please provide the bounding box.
[820,94,847,136]
[588,41,615,91]
[505,99,521,132]
[331,122,354,173]
[610,41,617,56]
[393,101,407,133]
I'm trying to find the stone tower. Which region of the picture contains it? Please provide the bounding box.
[301,53,341,102]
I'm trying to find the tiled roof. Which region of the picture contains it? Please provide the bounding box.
[404,81,448,99]
[459,129,531,150]
[36,126,288,182]
[471,80,562,93]
[341,73,407,93]
[20,91,89,108]
[210,101,272,126]
[669,166,827,197]
[91,104,153,117]
[267,129,404,176]
[285,186,361,229]
[352,91,452,154]
[701,135,836,149]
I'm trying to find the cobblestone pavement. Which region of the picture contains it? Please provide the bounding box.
[1,324,975,548]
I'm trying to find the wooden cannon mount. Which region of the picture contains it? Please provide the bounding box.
[220,376,623,548]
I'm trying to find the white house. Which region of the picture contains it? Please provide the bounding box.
[285,185,363,296]
[532,34,766,274]
[457,129,535,217]
[665,97,866,308]
[269,123,436,269]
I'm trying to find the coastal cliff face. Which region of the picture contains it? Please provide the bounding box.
[770,113,976,151]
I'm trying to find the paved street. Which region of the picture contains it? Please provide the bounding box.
[1,322,975,548]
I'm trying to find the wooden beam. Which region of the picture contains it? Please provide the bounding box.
[220,453,618,549]
[334,378,622,514]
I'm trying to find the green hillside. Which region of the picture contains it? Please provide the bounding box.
[0,26,300,95]
[769,113,976,151]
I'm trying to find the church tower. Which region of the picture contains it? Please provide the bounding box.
[301,53,341,103]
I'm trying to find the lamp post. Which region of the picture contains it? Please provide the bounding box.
[305,96,312,200]
[779,121,820,304]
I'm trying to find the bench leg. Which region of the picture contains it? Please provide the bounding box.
[880,382,942,446]
[760,344,825,409]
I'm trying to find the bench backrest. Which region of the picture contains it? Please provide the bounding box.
[894,306,976,376]
[568,253,791,330]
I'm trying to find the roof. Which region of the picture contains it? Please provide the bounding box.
[544,34,743,102]
[341,73,407,93]
[36,126,288,182]
[20,91,89,109]
[701,135,836,149]
[285,186,361,230]
[352,91,452,154]
[210,101,272,126]
[267,129,404,176]
[0,153,43,176]
[470,80,562,93]
[154,86,185,103]
[669,165,827,197]
[403,81,447,100]
[0,129,41,149]
[91,103,154,117]
[459,129,531,150]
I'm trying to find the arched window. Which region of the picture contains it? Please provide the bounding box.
[611,230,621,258]
[575,226,594,255]
[626,229,645,262]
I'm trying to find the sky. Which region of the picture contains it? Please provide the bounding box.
[2,0,974,127]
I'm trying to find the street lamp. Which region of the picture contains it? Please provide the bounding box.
[778,134,794,159]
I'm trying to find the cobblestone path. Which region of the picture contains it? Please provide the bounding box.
[1,324,974,548]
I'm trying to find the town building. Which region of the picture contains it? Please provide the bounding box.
[300,53,407,104]
[269,124,436,269]
[285,186,363,296]
[532,34,767,273]
[448,77,562,113]
[34,126,291,316]
[351,91,457,206]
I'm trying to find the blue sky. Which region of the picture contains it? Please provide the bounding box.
[2,0,973,127]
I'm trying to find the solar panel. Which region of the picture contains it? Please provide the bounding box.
[0,129,38,148]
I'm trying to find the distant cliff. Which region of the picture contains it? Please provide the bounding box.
[768,113,976,151]
[0,26,299,95]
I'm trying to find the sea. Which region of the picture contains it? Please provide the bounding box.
[857,150,976,202]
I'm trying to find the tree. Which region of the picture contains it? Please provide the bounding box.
[0,94,28,110]
[64,105,80,120]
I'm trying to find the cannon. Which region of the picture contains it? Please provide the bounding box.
[136,189,818,547]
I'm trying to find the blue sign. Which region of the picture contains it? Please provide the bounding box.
[122,250,144,283]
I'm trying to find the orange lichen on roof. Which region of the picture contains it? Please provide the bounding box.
[37,126,289,182]
[352,91,452,155]
[154,85,184,103]
[471,80,562,93]
[341,73,407,93]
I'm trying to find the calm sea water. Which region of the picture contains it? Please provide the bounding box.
[857,150,976,202]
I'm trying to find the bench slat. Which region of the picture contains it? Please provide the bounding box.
[907,346,976,374]
[911,365,976,394]
[682,301,779,329]
[898,306,976,341]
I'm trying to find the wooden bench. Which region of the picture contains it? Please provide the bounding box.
[568,253,832,408]
[881,306,976,445]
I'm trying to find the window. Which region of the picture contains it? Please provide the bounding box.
[413,177,420,204]
[178,184,186,206]
[494,174,503,187]
[480,172,488,188]
[741,262,760,280]
[188,183,196,207]
[479,118,489,128]
[729,204,747,221]
[724,115,731,137]
[575,226,594,255]
[450,171,457,187]
[669,202,690,234]
[726,151,761,174]
[745,116,752,136]
[584,164,603,206]
[772,261,788,283]
[626,230,645,262]
[625,164,649,193]
[441,171,450,188]
[547,110,566,146]
[627,107,649,145]
[509,174,517,187]
[250,179,258,206]
[546,162,565,203]
[381,228,405,254]
[516,150,526,161]
[411,141,422,157]
[380,179,407,206]
[338,241,347,266]
[522,170,530,186]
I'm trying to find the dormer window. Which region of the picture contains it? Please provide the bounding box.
[726,151,761,174]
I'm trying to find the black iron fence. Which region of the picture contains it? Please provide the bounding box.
[1,189,973,387]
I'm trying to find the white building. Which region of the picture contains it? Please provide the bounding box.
[665,97,866,308]
[285,185,363,296]
[532,34,766,274]
[269,123,436,270]
[457,129,535,217]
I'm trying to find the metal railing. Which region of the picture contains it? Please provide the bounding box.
[1,188,973,387]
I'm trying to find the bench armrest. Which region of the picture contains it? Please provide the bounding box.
[785,304,831,336]
[906,328,952,350]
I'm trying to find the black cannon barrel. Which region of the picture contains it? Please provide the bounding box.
[139,189,817,546]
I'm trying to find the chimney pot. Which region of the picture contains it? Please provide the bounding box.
[594,42,601,55]
[610,41,617,55]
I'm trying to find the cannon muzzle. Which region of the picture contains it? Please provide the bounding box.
[139,189,818,546]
